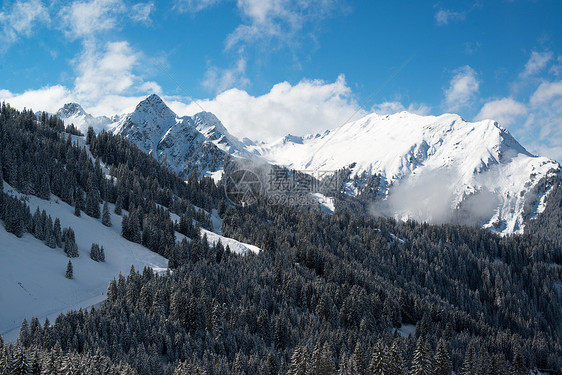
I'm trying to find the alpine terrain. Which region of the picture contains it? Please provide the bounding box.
[63,94,561,234]
[0,99,561,375]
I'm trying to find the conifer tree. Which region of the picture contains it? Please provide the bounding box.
[74,189,83,217]
[434,339,452,375]
[349,342,367,375]
[310,342,335,375]
[86,188,100,219]
[102,201,111,226]
[53,218,62,248]
[461,342,476,375]
[337,352,349,375]
[11,341,30,375]
[65,260,73,279]
[411,337,433,375]
[287,345,309,375]
[388,339,405,375]
[63,228,79,257]
[99,245,105,262]
[369,340,388,375]
[90,243,101,261]
[114,193,123,215]
[512,348,526,375]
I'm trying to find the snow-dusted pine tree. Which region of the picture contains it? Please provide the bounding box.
[65,260,73,279]
[102,201,111,227]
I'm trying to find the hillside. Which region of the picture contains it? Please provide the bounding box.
[0,103,561,375]
[53,96,561,234]
[250,112,561,232]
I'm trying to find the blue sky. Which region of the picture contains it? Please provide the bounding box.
[1,0,562,160]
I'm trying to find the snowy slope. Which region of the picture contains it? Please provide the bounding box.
[111,94,254,179]
[249,112,561,232]
[168,207,261,255]
[0,182,168,342]
[56,103,116,133]
[54,96,561,233]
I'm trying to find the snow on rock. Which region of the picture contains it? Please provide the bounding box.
[201,228,261,255]
[55,97,561,233]
[56,103,114,133]
[250,111,561,233]
[0,182,168,342]
[311,192,335,214]
[110,94,255,179]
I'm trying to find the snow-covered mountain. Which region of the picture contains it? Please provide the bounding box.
[56,103,117,133]
[54,96,561,233]
[110,94,254,180]
[249,112,560,232]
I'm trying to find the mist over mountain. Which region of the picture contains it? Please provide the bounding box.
[1,100,561,375]
[53,94,561,234]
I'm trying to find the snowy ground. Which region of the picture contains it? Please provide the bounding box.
[397,323,416,338]
[0,182,168,342]
[169,207,261,255]
[311,193,335,214]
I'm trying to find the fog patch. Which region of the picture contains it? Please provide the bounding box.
[378,169,458,224]
[369,168,501,226]
[452,189,500,227]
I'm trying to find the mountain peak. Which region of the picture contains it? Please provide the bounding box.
[136,94,168,110]
[57,102,87,118]
[130,94,177,124]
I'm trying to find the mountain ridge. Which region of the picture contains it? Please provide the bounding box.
[52,95,561,233]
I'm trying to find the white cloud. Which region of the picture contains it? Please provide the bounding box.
[520,51,553,78]
[168,74,364,142]
[371,101,431,116]
[435,9,464,26]
[0,38,162,117]
[550,56,562,76]
[59,0,126,39]
[130,2,154,24]
[225,0,338,49]
[474,98,527,126]
[0,0,49,49]
[443,65,479,112]
[174,0,221,13]
[0,85,73,113]
[529,81,562,105]
[73,41,141,104]
[203,58,250,93]
[517,82,562,162]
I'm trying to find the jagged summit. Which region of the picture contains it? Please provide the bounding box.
[56,102,87,118]
[248,111,560,232]
[52,95,561,233]
[55,102,112,133]
[111,95,253,179]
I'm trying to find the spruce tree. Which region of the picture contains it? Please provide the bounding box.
[65,260,73,279]
[90,243,100,261]
[411,337,432,375]
[86,188,101,219]
[369,340,388,375]
[287,345,309,375]
[102,201,111,226]
[461,342,476,375]
[10,341,30,375]
[512,348,526,375]
[63,227,79,257]
[74,194,81,217]
[310,342,335,375]
[349,342,367,375]
[434,339,452,375]
[388,339,405,375]
[114,193,123,215]
[53,218,62,247]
